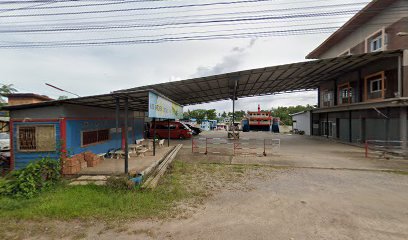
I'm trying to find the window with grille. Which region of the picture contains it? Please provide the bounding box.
[82,129,110,146]
[18,125,56,152]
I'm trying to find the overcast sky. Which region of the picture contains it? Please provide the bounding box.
[0,0,369,113]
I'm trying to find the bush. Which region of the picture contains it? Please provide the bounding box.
[0,158,61,198]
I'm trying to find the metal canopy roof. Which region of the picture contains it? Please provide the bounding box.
[118,50,402,106]
[3,50,402,112]
[3,90,156,111]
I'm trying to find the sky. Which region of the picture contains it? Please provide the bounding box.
[0,0,370,113]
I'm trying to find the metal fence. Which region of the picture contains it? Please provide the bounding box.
[192,137,280,156]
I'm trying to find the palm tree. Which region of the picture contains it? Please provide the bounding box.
[0,84,17,96]
[0,84,18,105]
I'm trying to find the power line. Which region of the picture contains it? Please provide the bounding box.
[0,9,362,33]
[0,2,368,28]
[1,0,364,25]
[0,0,284,18]
[0,26,340,48]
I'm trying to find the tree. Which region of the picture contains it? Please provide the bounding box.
[58,96,69,100]
[183,109,217,123]
[0,84,18,107]
[227,110,246,122]
[271,105,314,126]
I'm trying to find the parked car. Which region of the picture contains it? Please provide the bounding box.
[185,123,202,135]
[150,121,193,139]
[0,132,10,151]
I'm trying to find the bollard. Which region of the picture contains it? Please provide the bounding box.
[263,139,266,156]
[205,138,208,155]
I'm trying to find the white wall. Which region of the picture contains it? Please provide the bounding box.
[292,111,311,135]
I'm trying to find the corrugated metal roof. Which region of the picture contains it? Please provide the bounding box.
[3,50,402,111]
[2,90,154,112]
[118,50,402,105]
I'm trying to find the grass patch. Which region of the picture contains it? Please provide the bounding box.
[0,160,193,221]
[382,170,408,176]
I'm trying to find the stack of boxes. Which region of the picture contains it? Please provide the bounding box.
[62,151,103,175]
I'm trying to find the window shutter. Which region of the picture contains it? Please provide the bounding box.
[36,125,56,151]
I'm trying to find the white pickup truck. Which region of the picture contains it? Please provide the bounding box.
[0,132,10,151]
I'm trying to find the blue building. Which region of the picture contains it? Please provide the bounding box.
[4,90,185,171]
[8,103,145,169]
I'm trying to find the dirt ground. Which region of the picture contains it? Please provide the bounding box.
[120,168,408,240]
[5,133,408,240]
[176,131,408,171]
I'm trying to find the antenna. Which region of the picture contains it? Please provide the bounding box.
[45,83,80,97]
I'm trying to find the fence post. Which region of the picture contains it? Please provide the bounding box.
[365,140,368,158]
[264,139,267,156]
[205,138,208,155]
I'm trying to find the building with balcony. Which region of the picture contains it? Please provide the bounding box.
[308,0,408,143]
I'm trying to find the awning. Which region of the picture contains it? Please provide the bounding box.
[118,50,402,105]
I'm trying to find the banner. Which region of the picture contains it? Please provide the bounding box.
[148,91,183,119]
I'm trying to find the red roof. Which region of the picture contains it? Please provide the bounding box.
[4,93,54,101]
[306,0,398,59]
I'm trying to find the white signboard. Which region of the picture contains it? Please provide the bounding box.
[148,91,183,119]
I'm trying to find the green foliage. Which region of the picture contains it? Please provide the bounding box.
[227,110,246,122]
[0,84,17,106]
[0,161,192,220]
[0,158,61,198]
[271,104,315,125]
[183,109,217,123]
[57,95,68,100]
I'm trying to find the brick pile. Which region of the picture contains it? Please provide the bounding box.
[62,151,103,175]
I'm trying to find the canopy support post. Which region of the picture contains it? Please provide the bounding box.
[168,119,170,147]
[115,97,120,149]
[153,118,156,156]
[124,97,129,174]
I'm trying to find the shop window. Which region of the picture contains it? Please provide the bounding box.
[82,129,110,146]
[18,125,56,152]
[364,71,385,101]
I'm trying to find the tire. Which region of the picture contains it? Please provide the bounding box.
[179,135,185,140]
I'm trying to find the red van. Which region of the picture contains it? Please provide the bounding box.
[149,121,193,139]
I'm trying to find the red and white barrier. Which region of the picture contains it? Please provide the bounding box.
[192,137,280,156]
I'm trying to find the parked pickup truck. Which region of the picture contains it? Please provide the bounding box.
[0,132,10,151]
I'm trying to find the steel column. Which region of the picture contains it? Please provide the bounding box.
[400,107,407,154]
[168,119,170,147]
[326,112,329,138]
[124,97,129,174]
[348,111,352,143]
[153,118,156,156]
[115,97,120,149]
[398,55,402,97]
